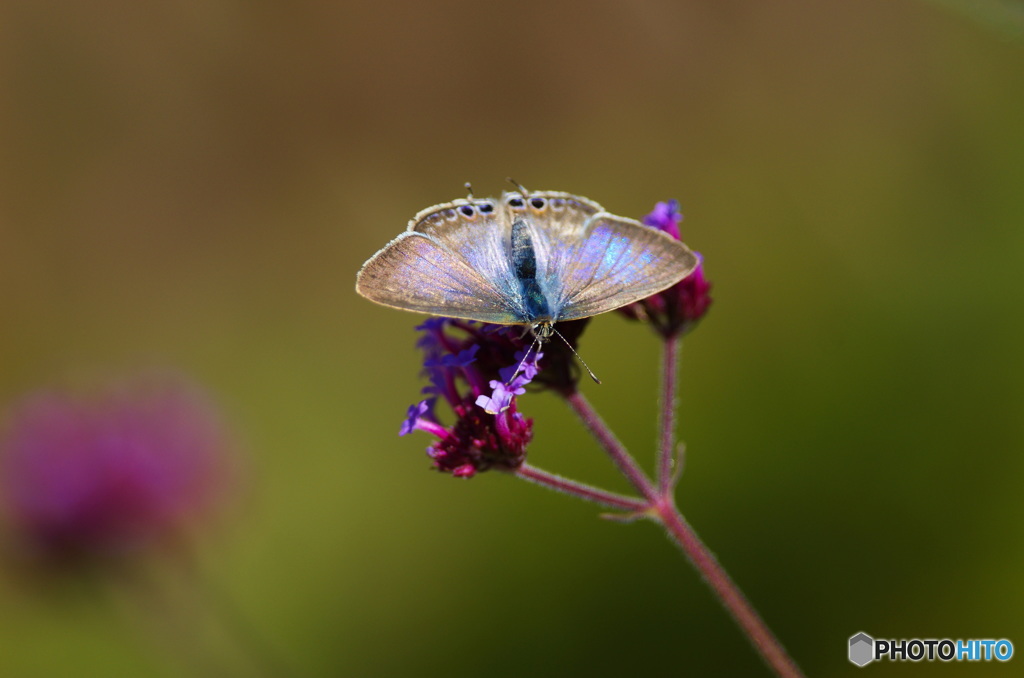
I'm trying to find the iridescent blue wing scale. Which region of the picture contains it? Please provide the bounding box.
[540,214,699,322]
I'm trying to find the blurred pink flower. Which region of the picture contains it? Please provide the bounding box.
[0,373,234,567]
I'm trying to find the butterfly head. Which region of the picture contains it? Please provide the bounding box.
[531,319,555,342]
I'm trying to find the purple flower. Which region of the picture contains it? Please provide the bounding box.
[426,393,533,478]
[643,199,683,240]
[475,382,523,416]
[620,200,713,338]
[399,319,588,477]
[476,347,543,414]
[0,373,234,568]
[399,400,434,437]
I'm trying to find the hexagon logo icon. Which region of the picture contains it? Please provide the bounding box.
[849,632,875,667]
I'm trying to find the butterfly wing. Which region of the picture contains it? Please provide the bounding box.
[408,200,523,303]
[502,191,603,245]
[356,231,528,323]
[541,214,699,321]
[357,200,535,324]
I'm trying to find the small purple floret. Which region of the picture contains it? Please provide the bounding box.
[475,381,525,415]
[399,399,433,436]
[424,344,480,370]
[496,348,544,386]
[477,348,544,414]
[642,199,683,240]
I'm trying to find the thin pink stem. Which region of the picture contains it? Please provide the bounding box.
[563,391,658,501]
[657,335,682,494]
[515,463,648,513]
[652,499,805,678]
[558,389,803,677]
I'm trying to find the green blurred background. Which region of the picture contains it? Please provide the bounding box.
[2,1,1022,676]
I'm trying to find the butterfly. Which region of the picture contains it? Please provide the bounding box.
[355,186,699,341]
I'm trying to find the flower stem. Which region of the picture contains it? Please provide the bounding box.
[657,335,682,494]
[557,389,804,677]
[651,499,804,678]
[563,391,658,501]
[515,463,648,512]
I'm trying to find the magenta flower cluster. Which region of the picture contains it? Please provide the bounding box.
[0,374,232,567]
[400,320,539,478]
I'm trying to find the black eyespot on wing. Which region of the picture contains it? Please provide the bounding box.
[508,197,524,208]
[459,205,474,217]
[478,202,494,214]
[530,197,545,209]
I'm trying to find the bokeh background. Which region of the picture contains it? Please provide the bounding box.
[2,0,1022,676]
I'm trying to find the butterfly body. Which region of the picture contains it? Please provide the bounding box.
[356,190,698,336]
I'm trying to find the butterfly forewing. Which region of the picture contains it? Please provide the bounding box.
[548,215,699,321]
[355,231,525,323]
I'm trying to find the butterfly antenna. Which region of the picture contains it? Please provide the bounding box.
[550,326,601,384]
[464,182,474,199]
[507,334,542,385]
[506,177,530,195]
